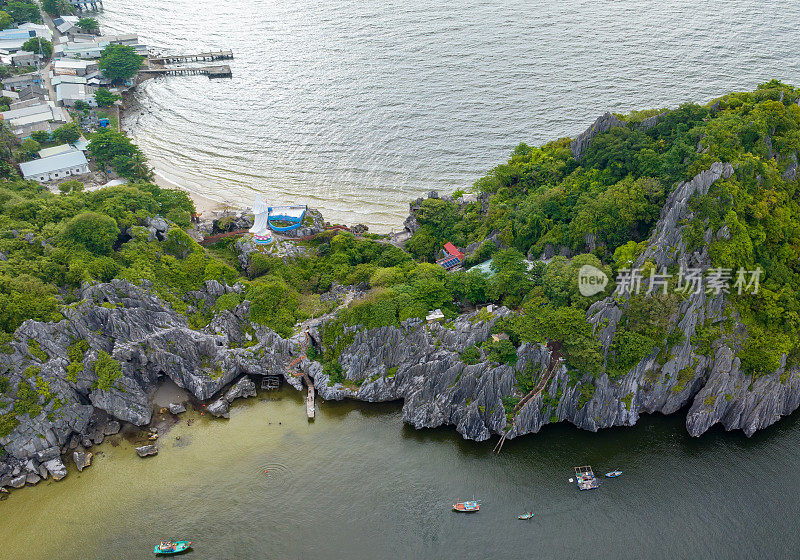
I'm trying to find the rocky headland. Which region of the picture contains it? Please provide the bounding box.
[3,106,800,494]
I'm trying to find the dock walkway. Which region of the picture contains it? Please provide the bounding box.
[149,51,233,64]
[140,65,232,78]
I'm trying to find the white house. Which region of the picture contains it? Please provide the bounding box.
[0,50,37,67]
[426,309,445,323]
[55,34,147,60]
[19,150,90,182]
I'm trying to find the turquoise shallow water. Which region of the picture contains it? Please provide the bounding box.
[97,0,800,231]
[1,388,799,559]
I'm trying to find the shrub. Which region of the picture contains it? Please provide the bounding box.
[63,211,119,254]
[27,339,47,361]
[460,345,481,365]
[485,338,517,365]
[92,350,122,390]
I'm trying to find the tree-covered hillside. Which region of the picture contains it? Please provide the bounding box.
[0,81,798,402]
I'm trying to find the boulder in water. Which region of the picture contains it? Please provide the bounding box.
[136,445,158,458]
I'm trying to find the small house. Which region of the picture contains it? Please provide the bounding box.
[0,50,37,67]
[426,309,445,323]
[19,149,90,182]
[436,242,464,271]
[52,18,75,36]
[1,72,43,92]
[55,82,97,107]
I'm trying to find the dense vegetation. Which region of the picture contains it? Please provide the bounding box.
[0,81,797,403]
[402,80,800,380]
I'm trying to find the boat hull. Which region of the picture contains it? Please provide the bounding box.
[154,541,193,555]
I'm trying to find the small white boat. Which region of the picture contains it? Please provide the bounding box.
[605,470,623,478]
[517,512,534,520]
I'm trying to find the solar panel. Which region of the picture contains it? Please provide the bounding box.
[439,257,461,269]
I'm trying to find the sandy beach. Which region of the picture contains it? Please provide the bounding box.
[152,169,236,218]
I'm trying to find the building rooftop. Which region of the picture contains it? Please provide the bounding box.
[56,82,95,102]
[54,58,97,69]
[39,144,73,158]
[19,150,88,178]
[1,101,53,120]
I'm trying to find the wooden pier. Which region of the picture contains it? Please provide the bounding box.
[139,65,233,79]
[303,374,315,419]
[149,51,233,64]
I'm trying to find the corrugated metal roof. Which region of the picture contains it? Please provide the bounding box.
[19,150,88,177]
[39,144,72,158]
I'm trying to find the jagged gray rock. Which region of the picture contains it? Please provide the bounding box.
[225,376,256,402]
[73,451,92,472]
[168,403,186,415]
[43,458,67,480]
[136,445,158,458]
[570,112,626,160]
[206,397,230,418]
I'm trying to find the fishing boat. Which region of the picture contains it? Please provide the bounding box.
[452,500,480,513]
[153,541,193,555]
[518,512,534,520]
[574,466,599,490]
[605,470,623,478]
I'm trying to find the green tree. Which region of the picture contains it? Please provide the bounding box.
[63,211,120,254]
[58,179,84,194]
[490,249,533,307]
[42,0,59,15]
[99,44,144,82]
[76,17,99,33]
[30,131,51,144]
[51,122,81,145]
[88,129,139,167]
[20,137,40,158]
[95,87,121,107]
[92,350,122,390]
[21,38,52,59]
[5,2,41,23]
[0,10,14,29]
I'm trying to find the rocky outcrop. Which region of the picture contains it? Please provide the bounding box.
[206,376,257,419]
[0,280,303,490]
[570,112,626,160]
[168,403,186,415]
[2,160,800,492]
[73,451,92,472]
[136,445,158,458]
[314,163,800,442]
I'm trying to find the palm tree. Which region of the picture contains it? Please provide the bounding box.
[129,152,154,181]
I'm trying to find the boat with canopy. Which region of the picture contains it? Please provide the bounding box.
[452,500,480,512]
[153,540,193,555]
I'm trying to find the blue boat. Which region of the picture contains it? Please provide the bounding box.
[605,470,623,478]
[154,541,193,555]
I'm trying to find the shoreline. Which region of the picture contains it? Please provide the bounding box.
[119,89,240,218]
[151,168,234,217]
